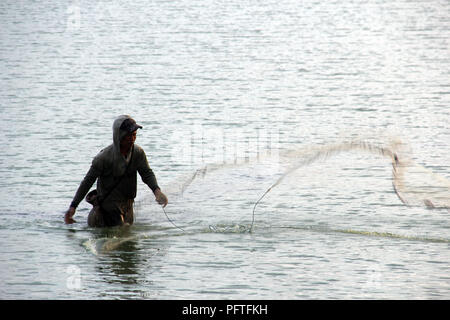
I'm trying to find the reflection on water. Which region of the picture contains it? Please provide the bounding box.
[78,225,163,297]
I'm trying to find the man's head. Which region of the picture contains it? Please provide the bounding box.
[120,118,143,134]
[119,117,142,151]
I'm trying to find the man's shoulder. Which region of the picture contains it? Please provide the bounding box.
[132,144,150,164]
[133,144,146,155]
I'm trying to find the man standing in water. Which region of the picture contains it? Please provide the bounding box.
[65,115,168,227]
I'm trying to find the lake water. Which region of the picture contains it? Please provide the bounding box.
[0,0,449,300]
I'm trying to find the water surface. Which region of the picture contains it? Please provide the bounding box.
[0,0,449,299]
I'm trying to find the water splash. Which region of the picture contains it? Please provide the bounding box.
[82,235,139,255]
[208,224,251,233]
[82,233,164,255]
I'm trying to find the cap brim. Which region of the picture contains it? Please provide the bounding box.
[130,124,143,132]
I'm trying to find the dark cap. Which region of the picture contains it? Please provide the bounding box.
[120,118,143,133]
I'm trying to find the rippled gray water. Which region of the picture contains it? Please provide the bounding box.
[1,0,449,299]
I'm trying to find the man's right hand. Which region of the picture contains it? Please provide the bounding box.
[154,189,168,208]
[65,207,76,224]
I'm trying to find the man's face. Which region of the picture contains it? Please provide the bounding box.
[120,130,137,150]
